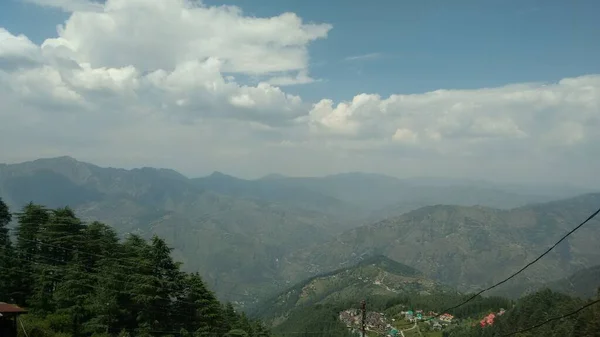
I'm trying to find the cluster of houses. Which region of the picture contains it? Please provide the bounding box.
[403,310,454,322]
[340,305,510,335]
[339,309,390,334]
[340,307,459,336]
[401,310,455,331]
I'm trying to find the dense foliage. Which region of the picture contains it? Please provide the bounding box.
[252,254,444,321]
[0,198,271,337]
[444,289,600,337]
[271,304,354,337]
[381,293,512,319]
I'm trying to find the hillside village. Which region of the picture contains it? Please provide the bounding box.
[339,307,507,336]
[339,308,455,336]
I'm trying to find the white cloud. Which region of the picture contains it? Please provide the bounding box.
[0,0,599,185]
[41,0,331,77]
[23,0,103,12]
[267,70,317,86]
[344,53,383,62]
[308,78,599,152]
[0,28,43,68]
[392,128,418,143]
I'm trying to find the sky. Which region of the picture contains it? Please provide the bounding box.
[0,0,599,186]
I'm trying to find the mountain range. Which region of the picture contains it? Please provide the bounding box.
[1,156,598,303]
[253,255,453,325]
[279,193,600,297]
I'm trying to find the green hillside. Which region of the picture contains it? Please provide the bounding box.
[445,289,600,337]
[280,194,600,296]
[1,157,597,304]
[253,255,453,326]
[547,265,600,299]
[0,157,346,302]
[257,255,515,337]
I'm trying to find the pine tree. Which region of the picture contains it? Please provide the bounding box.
[176,272,225,334]
[81,222,122,335]
[224,302,240,332]
[14,203,48,305]
[0,197,16,302]
[54,258,96,337]
[4,204,273,336]
[147,235,182,331]
[38,207,85,264]
[30,207,85,313]
[0,197,10,247]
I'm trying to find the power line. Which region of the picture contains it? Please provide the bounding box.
[501,298,600,336]
[6,214,275,300]
[2,244,253,299]
[2,236,258,299]
[428,205,600,320]
[0,265,196,321]
[6,198,600,335]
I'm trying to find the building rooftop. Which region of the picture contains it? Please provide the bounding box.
[0,303,27,314]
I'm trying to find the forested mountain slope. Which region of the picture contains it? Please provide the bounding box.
[0,157,346,301]
[2,158,598,336]
[446,289,600,337]
[0,157,595,302]
[0,198,271,337]
[253,255,453,324]
[281,193,600,296]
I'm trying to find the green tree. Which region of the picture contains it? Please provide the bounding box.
[14,203,49,305]
[54,258,96,337]
[0,197,10,246]
[0,197,17,302]
[176,272,225,334]
[7,204,272,336]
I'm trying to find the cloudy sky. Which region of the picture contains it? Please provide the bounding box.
[0,0,599,186]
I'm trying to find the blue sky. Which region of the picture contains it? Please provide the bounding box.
[0,0,599,185]
[218,0,600,100]
[2,0,599,101]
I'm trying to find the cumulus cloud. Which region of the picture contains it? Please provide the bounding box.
[0,28,43,69]
[307,78,599,153]
[0,0,599,185]
[41,0,331,76]
[23,0,103,12]
[267,70,317,86]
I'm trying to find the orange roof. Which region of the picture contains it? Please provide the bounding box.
[0,303,27,314]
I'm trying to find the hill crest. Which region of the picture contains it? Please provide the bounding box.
[254,255,450,323]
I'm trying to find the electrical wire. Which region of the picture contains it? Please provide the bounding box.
[500,298,600,336]
[426,205,600,321]
[4,199,600,336]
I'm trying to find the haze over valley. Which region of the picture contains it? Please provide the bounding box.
[1,156,598,304]
[1,0,599,336]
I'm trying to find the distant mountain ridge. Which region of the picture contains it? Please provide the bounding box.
[0,157,352,302]
[279,193,600,297]
[1,156,597,303]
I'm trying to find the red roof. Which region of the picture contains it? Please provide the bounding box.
[0,303,27,314]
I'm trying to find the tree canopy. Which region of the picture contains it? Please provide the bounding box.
[0,198,271,337]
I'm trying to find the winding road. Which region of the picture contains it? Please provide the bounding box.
[399,322,421,337]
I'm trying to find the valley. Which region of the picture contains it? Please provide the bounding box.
[3,157,594,304]
[1,157,599,336]
[280,194,600,297]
